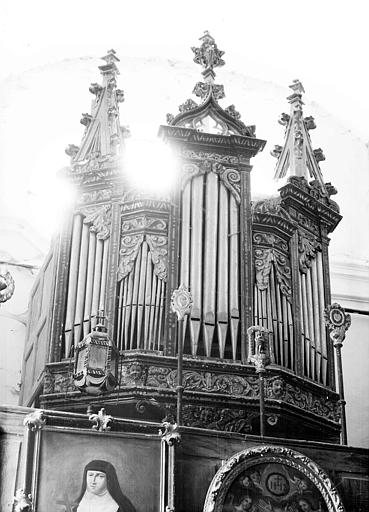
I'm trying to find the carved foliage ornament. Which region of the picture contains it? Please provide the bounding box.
[118,215,168,281]
[160,421,181,446]
[298,230,321,273]
[89,407,113,432]
[203,446,345,512]
[253,233,292,302]
[24,410,46,431]
[191,31,225,75]
[79,204,112,240]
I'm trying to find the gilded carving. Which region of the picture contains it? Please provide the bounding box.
[146,235,168,280]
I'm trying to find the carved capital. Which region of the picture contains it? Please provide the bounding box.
[24,410,46,431]
[325,303,351,348]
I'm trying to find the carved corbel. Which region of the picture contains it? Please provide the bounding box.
[24,410,46,431]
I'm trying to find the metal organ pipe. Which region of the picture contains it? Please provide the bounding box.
[64,214,83,357]
[83,231,96,336]
[229,194,239,361]
[91,238,104,330]
[73,222,90,345]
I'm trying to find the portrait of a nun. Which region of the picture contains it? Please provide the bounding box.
[72,460,136,512]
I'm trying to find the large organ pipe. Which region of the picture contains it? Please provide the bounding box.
[317,251,327,384]
[306,269,315,380]
[91,238,104,329]
[311,258,321,382]
[301,273,310,377]
[203,172,218,356]
[148,274,158,349]
[65,214,83,357]
[74,223,90,344]
[190,176,203,353]
[275,276,284,367]
[229,195,239,360]
[281,294,289,367]
[124,271,134,349]
[157,279,165,348]
[83,231,96,336]
[216,181,229,358]
[269,265,279,364]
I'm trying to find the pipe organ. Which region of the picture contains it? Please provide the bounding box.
[21,37,344,443]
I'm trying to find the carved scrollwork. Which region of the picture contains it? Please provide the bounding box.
[117,234,144,280]
[252,197,292,222]
[122,216,167,233]
[225,105,241,120]
[324,303,351,348]
[78,189,112,205]
[298,230,321,273]
[212,163,240,203]
[253,232,289,253]
[182,162,204,188]
[181,149,239,165]
[180,405,255,433]
[81,204,112,240]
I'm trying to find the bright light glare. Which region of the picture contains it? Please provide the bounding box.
[123,138,178,194]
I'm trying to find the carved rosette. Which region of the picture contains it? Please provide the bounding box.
[253,232,292,302]
[0,269,15,303]
[203,446,345,512]
[324,303,351,348]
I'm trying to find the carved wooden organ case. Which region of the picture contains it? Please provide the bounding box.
[21,39,343,443]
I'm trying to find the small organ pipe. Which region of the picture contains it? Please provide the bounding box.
[229,195,239,360]
[301,273,310,377]
[144,252,153,349]
[130,248,141,349]
[311,258,322,382]
[269,266,279,364]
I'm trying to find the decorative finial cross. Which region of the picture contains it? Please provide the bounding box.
[191,31,225,82]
